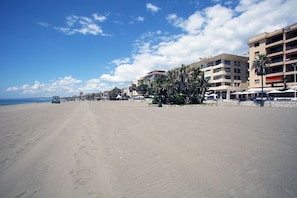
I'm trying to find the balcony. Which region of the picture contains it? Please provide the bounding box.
[286,29,297,40]
[266,65,284,75]
[286,36,297,43]
[286,52,297,63]
[267,44,283,55]
[269,55,284,67]
[267,51,283,57]
[285,40,297,53]
[266,40,284,48]
[286,63,297,72]
[266,34,283,47]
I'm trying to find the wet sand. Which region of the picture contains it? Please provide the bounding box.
[0,101,297,197]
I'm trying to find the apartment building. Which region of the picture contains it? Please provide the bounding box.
[248,23,297,90]
[189,53,249,100]
[128,70,166,97]
[138,70,166,84]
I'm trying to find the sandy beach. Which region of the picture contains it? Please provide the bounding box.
[0,101,296,198]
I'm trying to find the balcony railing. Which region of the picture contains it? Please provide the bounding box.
[266,34,283,45]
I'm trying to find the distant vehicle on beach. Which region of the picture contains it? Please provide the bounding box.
[52,96,60,104]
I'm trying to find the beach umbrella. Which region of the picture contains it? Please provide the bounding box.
[267,90,283,94]
[284,89,296,93]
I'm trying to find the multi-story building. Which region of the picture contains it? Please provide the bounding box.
[248,23,297,91]
[129,70,166,97]
[138,70,166,85]
[189,53,249,100]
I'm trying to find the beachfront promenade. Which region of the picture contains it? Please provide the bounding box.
[0,101,296,197]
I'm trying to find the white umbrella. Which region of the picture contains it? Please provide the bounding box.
[267,90,283,94]
[241,91,252,94]
[246,90,256,94]
[284,89,296,93]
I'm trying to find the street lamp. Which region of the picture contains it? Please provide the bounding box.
[292,62,297,100]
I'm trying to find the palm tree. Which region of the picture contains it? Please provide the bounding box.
[186,67,208,104]
[150,64,209,105]
[165,70,176,103]
[109,87,121,100]
[129,84,137,99]
[177,64,189,94]
[199,72,209,104]
[252,54,271,105]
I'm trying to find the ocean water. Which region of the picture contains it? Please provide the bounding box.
[0,98,51,106]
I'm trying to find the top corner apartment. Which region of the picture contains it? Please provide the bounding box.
[248,23,297,90]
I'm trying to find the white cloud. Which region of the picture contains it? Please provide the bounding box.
[146,3,160,13]
[6,76,121,96]
[49,76,82,93]
[7,76,82,96]
[38,22,50,27]
[98,0,297,84]
[111,58,131,65]
[190,1,200,7]
[136,16,144,22]
[78,78,113,93]
[55,14,109,36]
[235,0,260,12]
[55,76,81,85]
[166,12,204,34]
[92,13,107,22]
[129,16,145,24]
[6,86,19,91]
[6,81,46,94]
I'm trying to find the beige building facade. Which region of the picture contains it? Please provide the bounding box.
[189,53,249,100]
[248,23,297,91]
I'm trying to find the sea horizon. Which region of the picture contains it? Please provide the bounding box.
[0,97,51,106]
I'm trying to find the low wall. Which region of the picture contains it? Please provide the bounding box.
[263,101,297,108]
[207,100,297,108]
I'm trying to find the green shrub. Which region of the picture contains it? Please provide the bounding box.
[173,94,185,105]
[152,96,158,104]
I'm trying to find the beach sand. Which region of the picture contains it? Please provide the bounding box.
[0,101,296,197]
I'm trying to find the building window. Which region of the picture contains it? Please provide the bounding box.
[215,59,222,65]
[213,68,222,73]
[225,82,230,86]
[234,76,241,80]
[225,67,231,72]
[214,75,222,80]
[234,68,241,73]
[224,60,231,65]
[234,61,241,66]
[255,79,260,84]
[225,75,231,79]
[207,62,214,67]
[254,42,259,47]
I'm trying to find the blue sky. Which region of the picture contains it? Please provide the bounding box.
[1,0,296,98]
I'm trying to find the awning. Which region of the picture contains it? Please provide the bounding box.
[265,75,282,83]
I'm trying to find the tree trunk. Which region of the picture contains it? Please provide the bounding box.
[261,74,264,107]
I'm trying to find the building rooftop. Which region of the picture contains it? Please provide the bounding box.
[248,23,297,44]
